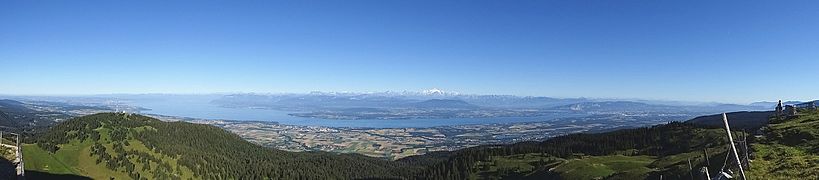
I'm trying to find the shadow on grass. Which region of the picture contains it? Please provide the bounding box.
[25,170,92,180]
[0,144,91,180]
[0,157,15,179]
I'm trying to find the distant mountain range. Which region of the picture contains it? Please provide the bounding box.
[213,91,765,109]
[550,101,768,114]
[211,92,769,120]
[1,92,780,122]
[211,89,595,110]
[748,101,805,108]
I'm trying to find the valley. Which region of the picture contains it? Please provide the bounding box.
[0,95,749,160]
[199,113,687,159]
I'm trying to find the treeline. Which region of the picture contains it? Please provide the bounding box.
[412,122,730,179]
[33,113,104,152]
[131,115,419,179]
[32,113,424,179]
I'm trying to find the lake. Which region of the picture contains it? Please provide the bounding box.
[125,96,570,128]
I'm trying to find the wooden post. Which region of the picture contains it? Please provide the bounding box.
[688,158,694,180]
[743,129,751,168]
[703,148,711,172]
[723,113,747,180]
[701,167,711,180]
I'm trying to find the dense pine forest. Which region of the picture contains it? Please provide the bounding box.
[28,113,424,179]
[407,121,742,179]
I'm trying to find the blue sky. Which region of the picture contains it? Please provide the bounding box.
[1,0,818,103]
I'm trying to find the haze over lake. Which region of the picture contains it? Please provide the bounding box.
[125,96,568,128]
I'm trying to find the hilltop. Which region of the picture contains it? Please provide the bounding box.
[404,121,741,179]
[749,109,819,178]
[24,113,421,179]
[686,111,774,131]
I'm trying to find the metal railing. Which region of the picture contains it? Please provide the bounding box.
[0,131,24,179]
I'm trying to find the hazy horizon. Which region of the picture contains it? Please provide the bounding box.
[0,89,805,105]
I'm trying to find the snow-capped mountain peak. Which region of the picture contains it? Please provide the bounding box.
[422,88,456,96]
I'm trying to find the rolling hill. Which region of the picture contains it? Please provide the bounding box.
[24,113,422,179]
[551,101,764,114]
[749,109,819,178]
[686,111,774,131]
[21,108,818,179]
[406,116,752,179]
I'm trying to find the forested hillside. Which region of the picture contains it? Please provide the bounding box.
[687,111,773,131]
[22,112,773,180]
[0,99,71,131]
[408,121,745,179]
[26,113,422,179]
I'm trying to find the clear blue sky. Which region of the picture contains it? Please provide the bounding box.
[1,0,818,103]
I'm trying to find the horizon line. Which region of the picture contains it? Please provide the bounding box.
[0,91,790,106]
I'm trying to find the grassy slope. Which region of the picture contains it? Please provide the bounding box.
[24,139,134,180]
[469,153,563,179]
[553,155,656,180]
[465,126,734,180]
[23,120,194,179]
[470,154,658,180]
[23,144,77,175]
[749,109,819,179]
